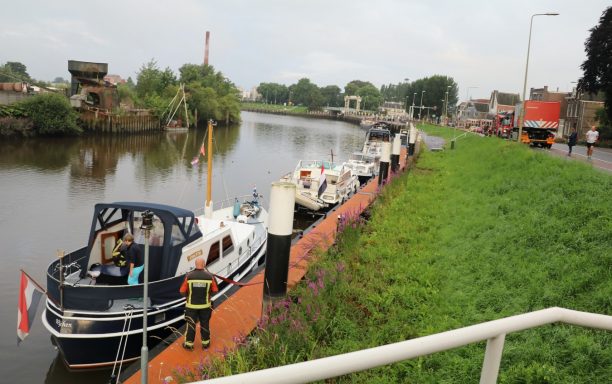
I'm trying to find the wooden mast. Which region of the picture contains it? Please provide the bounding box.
[205,119,214,217]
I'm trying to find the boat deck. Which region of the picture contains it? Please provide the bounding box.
[122,147,411,383]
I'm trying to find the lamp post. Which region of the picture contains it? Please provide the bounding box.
[411,92,417,120]
[140,210,154,384]
[418,90,426,120]
[444,85,451,126]
[517,12,559,142]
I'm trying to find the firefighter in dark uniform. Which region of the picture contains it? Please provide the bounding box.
[179,257,218,350]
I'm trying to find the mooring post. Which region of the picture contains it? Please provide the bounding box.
[391,135,401,172]
[378,142,391,186]
[408,125,417,157]
[263,182,296,305]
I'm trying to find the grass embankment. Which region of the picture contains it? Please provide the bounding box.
[180,125,611,383]
[241,102,309,114]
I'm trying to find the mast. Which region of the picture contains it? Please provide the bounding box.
[205,120,214,218]
[182,84,190,128]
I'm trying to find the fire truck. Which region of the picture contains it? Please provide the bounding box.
[514,101,561,148]
[494,111,514,138]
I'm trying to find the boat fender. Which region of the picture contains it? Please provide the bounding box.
[237,214,248,223]
[233,199,241,219]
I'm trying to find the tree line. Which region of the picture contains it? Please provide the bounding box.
[255,75,459,118]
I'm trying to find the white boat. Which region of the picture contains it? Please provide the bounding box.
[345,152,376,184]
[362,125,392,162]
[280,160,359,211]
[42,121,268,369]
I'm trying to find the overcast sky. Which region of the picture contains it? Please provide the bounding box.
[1,1,608,100]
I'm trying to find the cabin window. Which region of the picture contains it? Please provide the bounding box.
[222,235,234,257]
[206,241,220,266]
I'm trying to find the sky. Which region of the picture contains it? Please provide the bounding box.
[0,0,609,101]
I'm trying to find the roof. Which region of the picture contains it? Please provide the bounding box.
[473,102,489,113]
[497,92,520,106]
[108,202,195,218]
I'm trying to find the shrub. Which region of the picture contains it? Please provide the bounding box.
[17,92,81,135]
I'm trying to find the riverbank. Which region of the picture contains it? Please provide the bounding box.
[241,102,362,125]
[182,124,611,382]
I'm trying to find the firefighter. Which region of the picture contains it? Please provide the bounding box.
[179,257,218,350]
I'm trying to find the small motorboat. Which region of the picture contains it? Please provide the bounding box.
[280,160,359,212]
[42,121,268,368]
[345,152,376,184]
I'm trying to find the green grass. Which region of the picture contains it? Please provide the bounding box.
[240,102,309,114]
[178,125,611,383]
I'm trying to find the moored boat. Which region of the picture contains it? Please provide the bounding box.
[280,160,359,212]
[42,121,268,369]
[345,152,376,184]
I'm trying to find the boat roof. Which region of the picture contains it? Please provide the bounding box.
[104,201,195,218]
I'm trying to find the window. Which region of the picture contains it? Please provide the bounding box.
[206,241,220,266]
[222,235,234,257]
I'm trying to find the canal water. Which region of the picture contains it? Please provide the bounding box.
[0,112,366,383]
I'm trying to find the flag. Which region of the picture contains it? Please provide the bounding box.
[17,270,44,345]
[200,144,206,157]
[191,156,199,166]
[318,163,327,197]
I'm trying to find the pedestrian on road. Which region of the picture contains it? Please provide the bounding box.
[180,257,218,350]
[585,125,599,160]
[567,128,578,157]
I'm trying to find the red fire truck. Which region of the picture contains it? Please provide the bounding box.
[514,101,561,148]
[494,112,514,138]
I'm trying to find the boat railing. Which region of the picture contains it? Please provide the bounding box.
[194,194,267,216]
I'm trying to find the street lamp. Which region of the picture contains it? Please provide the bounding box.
[517,12,559,142]
[411,92,417,120]
[419,90,426,120]
[444,85,451,126]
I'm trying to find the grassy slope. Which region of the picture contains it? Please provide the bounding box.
[189,125,611,383]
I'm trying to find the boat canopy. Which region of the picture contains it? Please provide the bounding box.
[86,202,202,280]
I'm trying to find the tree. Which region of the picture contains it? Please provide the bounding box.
[320,85,342,107]
[578,6,612,123]
[18,93,80,135]
[135,59,176,99]
[0,61,31,82]
[179,63,242,124]
[357,84,383,111]
[290,78,323,110]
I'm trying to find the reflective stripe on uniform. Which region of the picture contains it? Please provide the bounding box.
[186,279,212,309]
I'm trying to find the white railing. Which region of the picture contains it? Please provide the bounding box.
[197,307,612,384]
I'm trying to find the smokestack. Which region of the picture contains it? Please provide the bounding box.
[204,31,210,66]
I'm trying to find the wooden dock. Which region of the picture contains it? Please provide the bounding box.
[123,147,413,383]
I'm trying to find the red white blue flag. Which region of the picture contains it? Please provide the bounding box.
[318,163,327,197]
[191,156,199,166]
[17,270,44,345]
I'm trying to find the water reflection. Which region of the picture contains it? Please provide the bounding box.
[0,112,364,384]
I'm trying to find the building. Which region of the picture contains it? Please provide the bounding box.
[380,101,406,119]
[488,90,521,115]
[565,90,605,138]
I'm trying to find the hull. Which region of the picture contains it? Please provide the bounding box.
[44,237,266,368]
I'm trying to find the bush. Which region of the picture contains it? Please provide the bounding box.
[17,92,81,135]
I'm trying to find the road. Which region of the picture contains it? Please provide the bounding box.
[544,143,612,173]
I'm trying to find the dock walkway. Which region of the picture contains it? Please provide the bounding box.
[124,148,412,383]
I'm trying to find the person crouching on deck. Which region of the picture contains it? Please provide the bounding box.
[180,257,219,350]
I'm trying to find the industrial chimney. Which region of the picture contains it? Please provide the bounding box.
[204,31,210,66]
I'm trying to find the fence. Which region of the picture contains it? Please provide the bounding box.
[197,307,612,384]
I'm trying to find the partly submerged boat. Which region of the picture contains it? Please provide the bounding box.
[42,121,268,369]
[163,83,190,131]
[345,152,376,184]
[280,160,359,212]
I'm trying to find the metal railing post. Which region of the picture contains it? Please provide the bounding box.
[480,333,506,384]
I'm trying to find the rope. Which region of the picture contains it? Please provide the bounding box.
[110,306,135,381]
